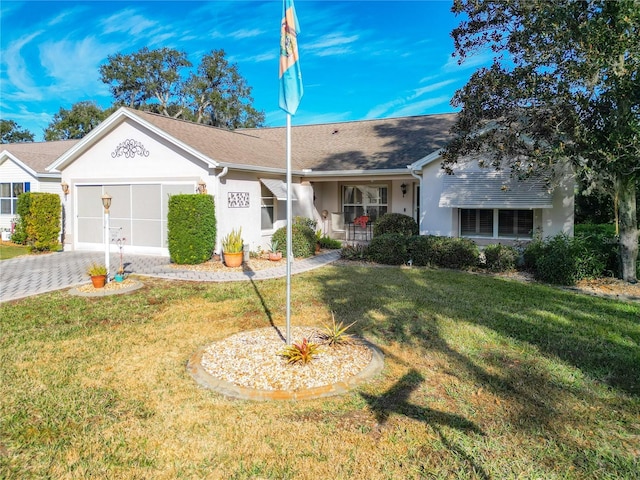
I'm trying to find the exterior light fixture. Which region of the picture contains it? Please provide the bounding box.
[61,182,70,195]
[401,183,408,197]
[197,179,207,194]
[101,193,112,212]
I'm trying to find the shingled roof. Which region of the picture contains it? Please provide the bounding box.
[2,140,79,174]
[5,109,458,174]
[132,108,457,172]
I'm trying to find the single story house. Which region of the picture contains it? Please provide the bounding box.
[0,140,77,236]
[6,106,573,255]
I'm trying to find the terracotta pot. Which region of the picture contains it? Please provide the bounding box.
[90,274,106,288]
[224,251,243,267]
[268,252,282,261]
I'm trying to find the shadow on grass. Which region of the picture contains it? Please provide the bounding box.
[316,266,640,397]
[360,369,483,435]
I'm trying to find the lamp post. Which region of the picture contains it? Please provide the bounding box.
[102,192,112,282]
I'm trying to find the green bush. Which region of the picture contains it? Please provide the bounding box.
[574,223,619,277]
[11,192,60,251]
[483,244,519,272]
[425,236,479,270]
[293,216,317,230]
[26,193,61,251]
[373,213,419,237]
[11,192,33,245]
[167,194,216,264]
[340,244,368,260]
[272,223,316,258]
[406,235,434,266]
[367,233,409,265]
[318,235,342,249]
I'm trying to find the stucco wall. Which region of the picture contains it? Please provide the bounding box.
[420,158,575,240]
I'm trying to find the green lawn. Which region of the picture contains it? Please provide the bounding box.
[1,265,638,479]
[0,244,29,260]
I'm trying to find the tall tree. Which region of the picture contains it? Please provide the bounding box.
[183,49,265,128]
[445,0,639,283]
[44,101,111,140]
[99,47,264,129]
[100,47,191,116]
[0,120,34,143]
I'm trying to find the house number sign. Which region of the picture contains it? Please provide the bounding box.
[228,192,250,208]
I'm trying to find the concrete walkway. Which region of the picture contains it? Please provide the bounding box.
[0,250,341,303]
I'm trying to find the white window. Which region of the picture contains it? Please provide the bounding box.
[460,208,534,238]
[0,182,30,215]
[261,185,275,230]
[342,184,387,223]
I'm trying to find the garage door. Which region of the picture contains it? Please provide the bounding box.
[76,183,193,250]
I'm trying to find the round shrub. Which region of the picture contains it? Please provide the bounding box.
[367,233,409,265]
[483,244,519,272]
[438,237,479,269]
[272,224,316,258]
[406,235,434,266]
[373,213,418,237]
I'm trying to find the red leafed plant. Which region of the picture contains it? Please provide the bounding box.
[280,338,320,364]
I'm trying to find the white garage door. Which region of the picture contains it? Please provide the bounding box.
[76,183,193,251]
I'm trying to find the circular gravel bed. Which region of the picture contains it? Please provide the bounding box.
[188,326,384,401]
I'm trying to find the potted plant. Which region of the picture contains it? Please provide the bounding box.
[268,239,282,261]
[221,227,244,267]
[87,262,107,288]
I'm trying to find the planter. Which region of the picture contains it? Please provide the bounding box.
[90,274,106,288]
[268,252,282,261]
[114,273,124,283]
[224,252,243,267]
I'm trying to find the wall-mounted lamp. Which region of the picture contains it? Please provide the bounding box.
[101,192,112,212]
[61,182,69,195]
[401,183,408,197]
[197,179,207,194]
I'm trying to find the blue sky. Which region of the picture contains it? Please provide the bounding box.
[1,0,491,141]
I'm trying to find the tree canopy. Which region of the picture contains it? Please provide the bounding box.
[445,0,639,282]
[44,101,112,141]
[1,120,34,143]
[99,47,264,129]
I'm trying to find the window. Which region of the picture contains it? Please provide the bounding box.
[0,182,30,215]
[261,185,275,230]
[343,185,387,223]
[498,210,533,237]
[460,208,534,238]
[460,209,493,236]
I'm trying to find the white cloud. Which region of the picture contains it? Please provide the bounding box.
[99,8,160,37]
[306,33,359,56]
[442,50,494,73]
[39,36,118,101]
[391,95,451,117]
[3,31,46,101]
[413,79,458,96]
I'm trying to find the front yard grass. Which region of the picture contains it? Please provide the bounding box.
[1,266,638,479]
[0,243,29,260]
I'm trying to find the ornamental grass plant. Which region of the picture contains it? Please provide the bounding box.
[1,266,638,479]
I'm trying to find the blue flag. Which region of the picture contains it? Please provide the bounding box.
[279,0,303,115]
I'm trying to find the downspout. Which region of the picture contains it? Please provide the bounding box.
[213,166,229,253]
[409,166,423,233]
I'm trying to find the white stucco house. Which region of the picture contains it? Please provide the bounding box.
[4,107,574,255]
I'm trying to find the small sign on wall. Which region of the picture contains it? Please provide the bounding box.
[228,192,250,208]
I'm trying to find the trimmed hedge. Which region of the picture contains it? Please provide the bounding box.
[373,213,419,237]
[484,244,519,272]
[167,194,216,264]
[368,233,409,265]
[420,235,479,269]
[11,192,33,245]
[271,223,316,258]
[11,192,60,251]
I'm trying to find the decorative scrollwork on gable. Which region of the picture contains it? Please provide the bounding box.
[111,139,150,158]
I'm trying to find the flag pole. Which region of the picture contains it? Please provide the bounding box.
[285,113,292,345]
